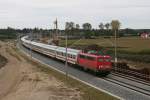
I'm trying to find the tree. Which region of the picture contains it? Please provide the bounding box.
[69,22,75,30]
[105,23,110,30]
[74,24,80,36]
[99,23,104,30]
[75,24,80,29]
[65,22,75,30]
[104,23,111,36]
[82,23,92,38]
[82,23,92,30]
[65,22,75,36]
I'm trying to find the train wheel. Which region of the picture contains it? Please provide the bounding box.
[103,72,110,76]
[83,67,88,72]
[98,71,111,77]
[94,70,99,76]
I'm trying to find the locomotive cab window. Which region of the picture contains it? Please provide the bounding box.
[98,58,103,62]
[104,59,111,62]
[87,56,95,61]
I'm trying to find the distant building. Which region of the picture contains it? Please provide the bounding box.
[140,32,150,39]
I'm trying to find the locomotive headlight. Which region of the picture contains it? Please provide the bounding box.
[99,65,110,69]
[99,65,103,69]
[105,66,109,68]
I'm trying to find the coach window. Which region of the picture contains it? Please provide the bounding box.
[68,54,70,57]
[71,55,73,58]
[63,53,66,56]
[71,55,74,58]
[73,55,76,59]
[51,50,54,53]
[57,52,59,55]
[68,54,71,58]
[44,48,47,51]
[70,55,72,58]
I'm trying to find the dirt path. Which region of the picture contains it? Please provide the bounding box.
[0,41,82,100]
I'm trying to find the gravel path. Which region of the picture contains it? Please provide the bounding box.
[0,41,82,100]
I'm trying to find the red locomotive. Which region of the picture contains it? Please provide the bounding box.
[77,52,112,75]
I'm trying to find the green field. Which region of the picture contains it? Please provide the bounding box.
[60,37,150,54]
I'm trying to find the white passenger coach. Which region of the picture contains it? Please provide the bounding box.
[21,36,81,64]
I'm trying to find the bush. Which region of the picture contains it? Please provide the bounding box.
[118,53,150,63]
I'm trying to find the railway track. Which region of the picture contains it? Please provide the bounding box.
[112,67,150,81]
[72,64,150,96]
[103,77,150,96]
[112,72,150,86]
[101,71,150,97]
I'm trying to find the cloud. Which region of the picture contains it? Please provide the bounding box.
[0,0,150,29]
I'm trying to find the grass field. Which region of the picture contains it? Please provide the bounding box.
[60,37,150,54]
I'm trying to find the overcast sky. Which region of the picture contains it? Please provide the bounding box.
[0,0,150,29]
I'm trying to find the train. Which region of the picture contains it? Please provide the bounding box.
[21,36,112,76]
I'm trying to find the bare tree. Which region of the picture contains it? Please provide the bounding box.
[82,23,92,30]
[65,22,75,36]
[75,24,80,29]
[65,22,70,30]
[82,23,92,38]
[65,22,75,30]
[105,23,110,30]
[99,23,104,30]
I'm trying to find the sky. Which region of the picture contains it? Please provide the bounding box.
[0,0,150,29]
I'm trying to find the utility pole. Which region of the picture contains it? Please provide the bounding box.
[53,18,59,45]
[53,18,58,40]
[115,30,117,62]
[111,20,120,71]
[65,22,70,82]
[114,30,117,71]
[30,32,32,58]
[65,33,68,81]
[56,18,58,39]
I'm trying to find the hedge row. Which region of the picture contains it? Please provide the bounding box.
[118,53,150,63]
